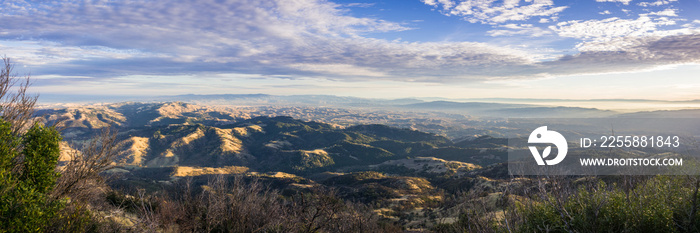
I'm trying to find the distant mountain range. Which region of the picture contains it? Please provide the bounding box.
[40,94,645,118]
[402,101,617,118]
[41,93,700,112]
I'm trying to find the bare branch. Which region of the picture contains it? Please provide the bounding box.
[0,57,38,135]
[52,127,119,201]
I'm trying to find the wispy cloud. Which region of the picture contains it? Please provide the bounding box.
[541,9,700,75]
[487,24,553,37]
[551,15,677,42]
[544,34,700,76]
[0,0,541,81]
[344,3,376,8]
[421,0,568,24]
[638,0,677,7]
[648,9,677,17]
[596,0,633,5]
[0,0,699,86]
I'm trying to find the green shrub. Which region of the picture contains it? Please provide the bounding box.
[518,176,700,233]
[0,121,64,232]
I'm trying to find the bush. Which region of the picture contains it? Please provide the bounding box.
[0,57,118,232]
[119,175,400,232]
[0,121,64,232]
[518,176,700,233]
[438,175,700,233]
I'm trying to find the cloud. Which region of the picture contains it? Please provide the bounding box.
[546,12,700,75]
[344,3,376,8]
[0,0,409,52]
[596,0,633,5]
[0,0,542,82]
[421,0,568,24]
[551,15,676,43]
[487,24,553,37]
[638,0,677,7]
[288,63,388,78]
[0,0,699,86]
[647,9,677,17]
[542,10,700,76]
[422,0,456,10]
[544,33,700,75]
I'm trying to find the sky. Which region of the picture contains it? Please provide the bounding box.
[1,0,700,101]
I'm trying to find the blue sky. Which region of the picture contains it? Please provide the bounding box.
[1,0,700,101]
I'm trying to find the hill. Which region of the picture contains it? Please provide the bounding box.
[40,102,500,175]
[39,101,521,229]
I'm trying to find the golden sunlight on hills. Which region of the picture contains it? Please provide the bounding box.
[172,166,249,177]
[116,137,150,165]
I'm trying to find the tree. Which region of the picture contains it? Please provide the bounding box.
[0,120,63,232]
[0,57,66,232]
[20,123,62,194]
[0,56,121,232]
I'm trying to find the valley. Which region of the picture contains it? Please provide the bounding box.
[39,101,517,230]
[37,99,700,232]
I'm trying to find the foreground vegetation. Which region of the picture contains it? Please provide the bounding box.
[436,175,700,233]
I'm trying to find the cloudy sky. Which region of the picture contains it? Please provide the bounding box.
[1,0,700,100]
